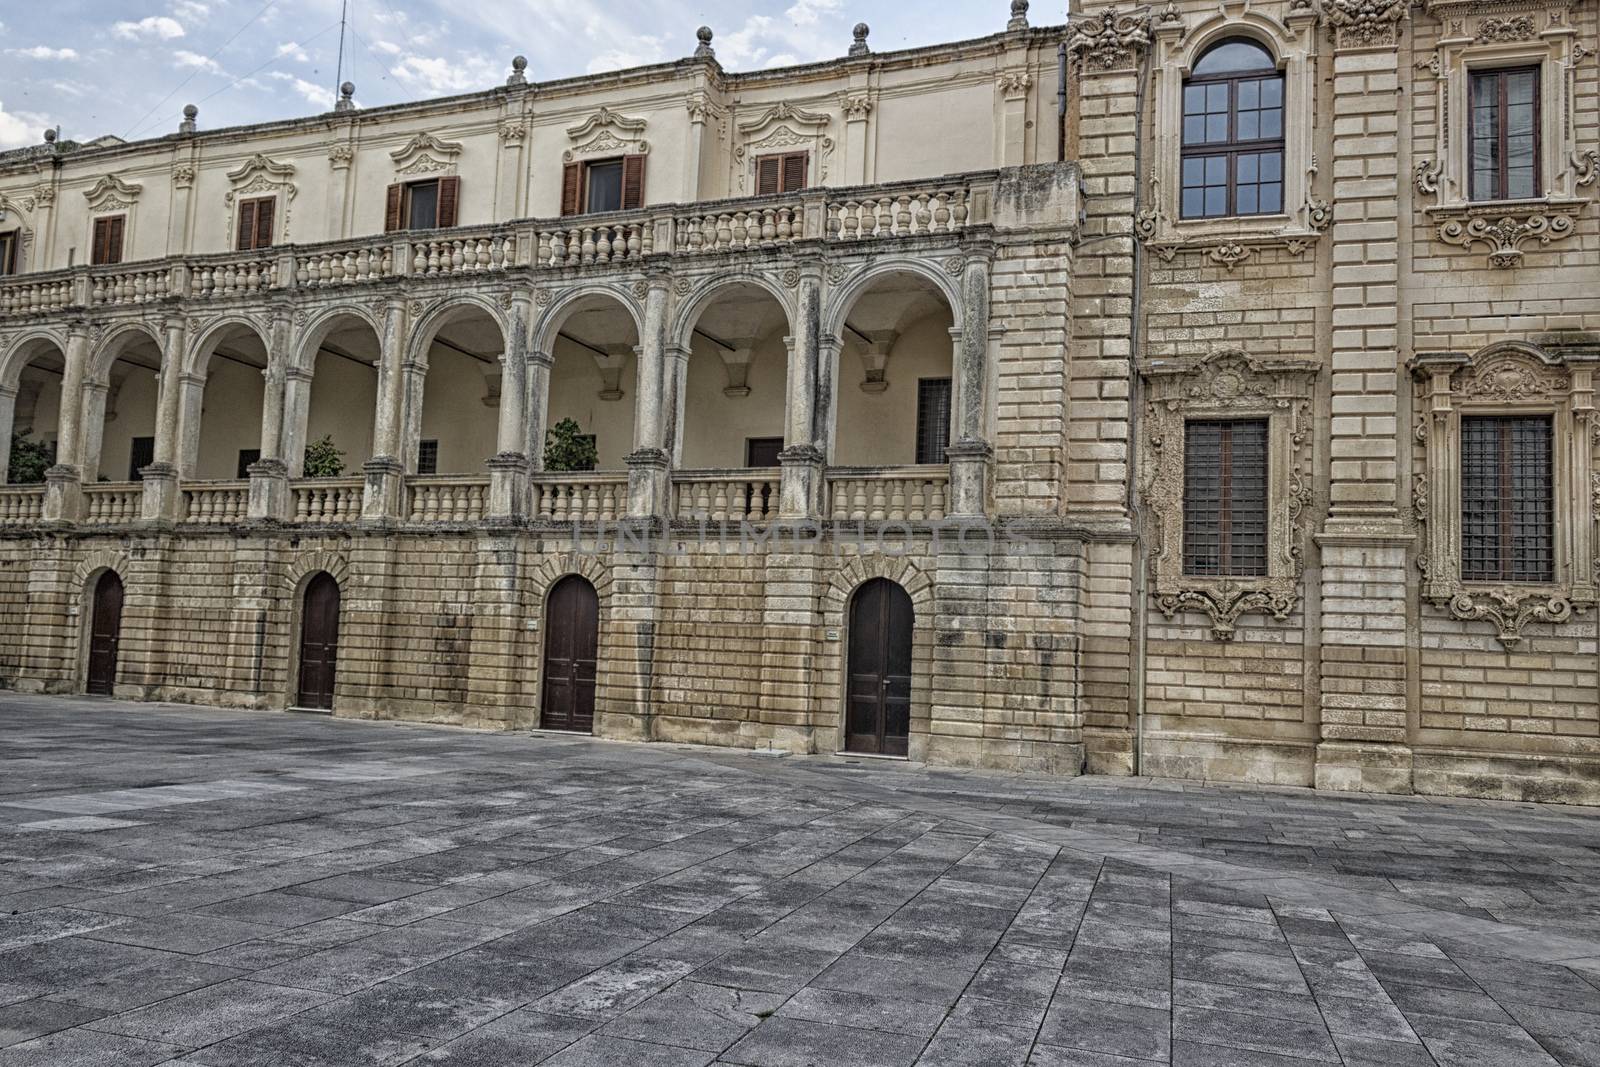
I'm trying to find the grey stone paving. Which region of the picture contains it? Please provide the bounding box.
[3,696,1600,1065]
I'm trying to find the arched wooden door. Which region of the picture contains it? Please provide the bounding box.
[541,575,599,732]
[296,573,340,710]
[846,578,914,756]
[86,571,124,696]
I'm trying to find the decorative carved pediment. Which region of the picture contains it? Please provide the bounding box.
[83,174,142,213]
[390,132,464,176]
[1140,349,1319,640]
[1066,6,1151,73]
[223,154,298,240]
[1429,201,1585,269]
[732,102,834,193]
[1325,0,1409,48]
[564,108,649,162]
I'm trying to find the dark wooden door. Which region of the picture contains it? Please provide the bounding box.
[846,578,914,756]
[86,571,123,696]
[297,572,340,710]
[542,575,599,732]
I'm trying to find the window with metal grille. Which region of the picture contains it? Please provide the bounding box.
[746,437,784,468]
[1461,415,1553,582]
[236,449,260,479]
[1469,67,1540,202]
[128,436,155,481]
[417,440,439,475]
[916,378,952,465]
[1183,419,1269,577]
[1180,38,1285,219]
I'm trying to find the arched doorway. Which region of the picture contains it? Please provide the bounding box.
[296,572,340,710]
[541,575,599,733]
[86,571,124,696]
[846,578,914,756]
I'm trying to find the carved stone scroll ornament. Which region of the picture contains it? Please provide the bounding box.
[1141,350,1319,640]
[83,174,142,213]
[1325,0,1408,48]
[1066,6,1152,73]
[1434,206,1580,269]
[390,132,464,175]
[564,108,649,162]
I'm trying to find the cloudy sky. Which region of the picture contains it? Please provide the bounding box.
[0,1,1030,150]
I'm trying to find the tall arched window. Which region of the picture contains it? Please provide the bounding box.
[1181,38,1284,219]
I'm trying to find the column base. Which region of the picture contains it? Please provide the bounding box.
[247,459,291,522]
[41,465,82,524]
[944,439,992,518]
[777,444,825,520]
[625,447,671,519]
[1314,741,1415,795]
[361,456,406,521]
[487,452,531,521]
[139,463,181,523]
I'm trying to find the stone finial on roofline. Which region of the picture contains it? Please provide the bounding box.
[179,104,198,135]
[335,82,356,112]
[1009,0,1030,31]
[694,26,715,60]
[850,23,870,56]
[507,55,528,86]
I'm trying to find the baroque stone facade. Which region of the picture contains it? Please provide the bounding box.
[1,0,1598,802]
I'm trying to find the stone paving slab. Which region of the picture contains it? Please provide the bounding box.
[3,695,1600,1065]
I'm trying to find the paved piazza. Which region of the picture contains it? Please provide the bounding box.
[2,697,1600,1066]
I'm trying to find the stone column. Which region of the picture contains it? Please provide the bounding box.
[779,264,825,520]
[141,318,188,522]
[40,323,88,522]
[1313,1,1414,795]
[947,253,997,517]
[280,367,314,478]
[248,308,293,521]
[626,279,673,519]
[489,291,534,521]
[361,297,409,521]
[0,385,15,486]
[77,380,110,484]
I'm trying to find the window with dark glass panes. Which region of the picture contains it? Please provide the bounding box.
[1180,38,1284,219]
[1470,67,1540,202]
[916,378,952,466]
[128,436,155,481]
[1182,420,1268,577]
[1461,415,1553,582]
[417,439,439,476]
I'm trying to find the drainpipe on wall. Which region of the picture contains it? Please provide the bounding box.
[1126,31,1153,778]
[1057,41,1069,163]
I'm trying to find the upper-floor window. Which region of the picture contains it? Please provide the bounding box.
[562,156,646,215]
[916,378,952,466]
[1180,38,1284,219]
[1469,67,1540,202]
[1461,414,1553,583]
[0,231,17,275]
[1182,419,1268,577]
[756,152,809,195]
[91,215,126,266]
[236,196,276,251]
[384,177,460,232]
[417,439,439,476]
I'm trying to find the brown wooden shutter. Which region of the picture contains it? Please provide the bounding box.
[254,197,275,249]
[436,176,460,228]
[2,234,14,274]
[384,183,404,232]
[621,154,646,211]
[236,200,257,251]
[756,156,781,196]
[92,218,108,265]
[93,216,125,265]
[109,216,124,264]
[561,163,582,216]
[781,152,807,192]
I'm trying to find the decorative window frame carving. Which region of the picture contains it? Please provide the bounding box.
[563,108,650,162]
[1138,1,1328,266]
[223,154,298,243]
[389,132,464,176]
[1410,339,1600,647]
[733,103,834,193]
[83,174,142,213]
[1141,349,1318,639]
[1413,0,1596,267]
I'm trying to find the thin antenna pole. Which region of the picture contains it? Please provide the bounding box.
[333,0,349,105]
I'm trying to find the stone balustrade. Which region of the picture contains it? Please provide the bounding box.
[291,479,364,523]
[0,486,45,526]
[827,467,950,522]
[181,481,249,525]
[80,483,143,525]
[531,473,627,523]
[673,470,781,523]
[407,476,489,523]
[0,172,1002,320]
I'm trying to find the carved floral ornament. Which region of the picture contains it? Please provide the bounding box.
[734,102,834,192]
[1066,6,1152,73]
[389,132,464,176]
[1410,341,1600,648]
[83,174,142,213]
[1140,349,1319,640]
[1324,0,1409,48]
[223,154,298,239]
[564,107,649,162]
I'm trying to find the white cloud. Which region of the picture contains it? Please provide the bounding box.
[268,72,333,108]
[585,39,667,74]
[174,50,223,73]
[113,16,186,40]
[274,41,309,62]
[7,45,80,60]
[0,99,53,150]
[172,0,210,18]
[389,53,500,96]
[786,0,844,26]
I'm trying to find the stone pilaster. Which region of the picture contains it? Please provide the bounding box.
[757,542,824,753]
[464,532,530,728]
[362,298,409,521]
[224,534,284,710]
[1314,0,1414,794]
[596,550,658,742]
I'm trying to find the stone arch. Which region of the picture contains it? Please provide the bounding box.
[527,553,615,732]
[1179,15,1294,67]
[531,285,645,358]
[822,555,935,613]
[405,296,512,475]
[285,549,352,594]
[73,548,132,589]
[89,320,164,382]
[530,553,614,603]
[669,271,798,352]
[406,295,510,366]
[185,314,272,377]
[293,304,384,373]
[0,328,70,391]
[821,258,965,342]
[1470,339,1562,367]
